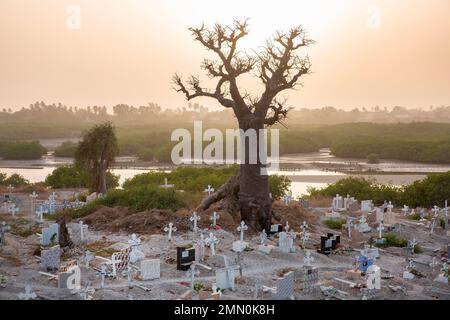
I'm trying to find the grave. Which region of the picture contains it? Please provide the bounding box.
[41,245,61,271]
[258,229,274,254]
[325,210,341,219]
[128,233,145,263]
[210,211,220,227]
[297,266,319,294]
[205,232,219,256]
[41,223,59,247]
[332,194,344,211]
[189,211,201,233]
[356,215,371,233]
[70,221,89,245]
[269,224,283,235]
[177,246,196,271]
[215,256,239,291]
[17,285,37,300]
[275,271,295,300]
[362,246,380,260]
[361,200,374,212]
[233,221,249,253]
[358,255,374,273]
[366,264,381,290]
[58,265,81,290]
[318,233,340,255]
[0,222,11,246]
[140,259,160,280]
[164,222,177,241]
[278,231,295,253]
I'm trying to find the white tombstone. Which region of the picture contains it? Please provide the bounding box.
[260,229,268,245]
[17,285,37,300]
[190,211,201,233]
[210,211,220,227]
[303,250,314,266]
[387,201,394,213]
[377,221,385,239]
[140,259,160,280]
[29,191,38,213]
[357,215,371,233]
[278,232,295,253]
[7,203,19,217]
[233,221,249,252]
[128,233,145,263]
[361,200,374,212]
[205,232,219,256]
[332,194,343,211]
[366,265,381,290]
[402,205,410,216]
[195,233,206,261]
[164,222,177,241]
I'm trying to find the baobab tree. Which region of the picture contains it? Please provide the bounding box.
[173,19,313,231]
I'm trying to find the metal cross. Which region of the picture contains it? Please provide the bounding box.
[210,211,220,227]
[204,185,215,195]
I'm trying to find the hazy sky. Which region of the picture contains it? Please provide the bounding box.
[0,0,449,111]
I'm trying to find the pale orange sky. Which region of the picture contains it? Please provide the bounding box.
[0,0,449,111]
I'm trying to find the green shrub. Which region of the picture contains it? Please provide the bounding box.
[54,141,77,157]
[45,165,119,190]
[409,213,421,221]
[375,232,408,248]
[0,141,47,160]
[323,218,346,230]
[0,173,30,186]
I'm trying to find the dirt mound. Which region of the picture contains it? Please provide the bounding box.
[79,200,321,235]
[272,201,320,232]
[79,206,191,234]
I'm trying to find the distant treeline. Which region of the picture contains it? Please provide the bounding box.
[26,122,450,164]
[1,101,450,128]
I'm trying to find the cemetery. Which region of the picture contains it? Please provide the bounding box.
[0,186,449,301]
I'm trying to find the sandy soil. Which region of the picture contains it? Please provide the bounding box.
[0,192,449,300]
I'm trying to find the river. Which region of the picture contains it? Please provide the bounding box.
[1,149,449,197]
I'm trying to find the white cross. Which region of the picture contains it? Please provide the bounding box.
[432,205,440,217]
[237,221,248,242]
[205,232,219,256]
[79,221,85,242]
[186,262,212,291]
[387,201,394,213]
[197,233,206,261]
[300,221,308,233]
[303,250,314,266]
[347,218,354,238]
[36,206,44,222]
[402,205,409,216]
[377,221,384,239]
[8,203,19,217]
[409,237,417,255]
[163,222,177,241]
[160,177,174,189]
[408,259,415,271]
[260,229,268,245]
[300,229,309,247]
[29,191,38,213]
[204,185,214,195]
[97,265,107,288]
[7,184,14,195]
[210,211,220,227]
[18,285,37,300]
[190,211,201,233]
[284,221,290,233]
[359,215,366,225]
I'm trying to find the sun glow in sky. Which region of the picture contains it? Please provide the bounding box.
[0,0,449,110]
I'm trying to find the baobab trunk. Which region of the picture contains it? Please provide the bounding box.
[238,118,272,231]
